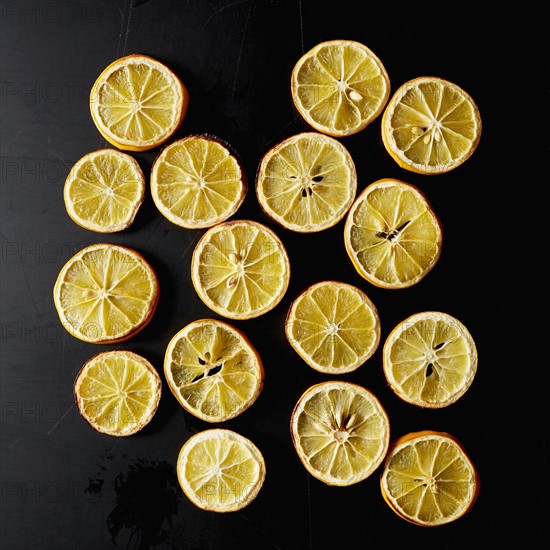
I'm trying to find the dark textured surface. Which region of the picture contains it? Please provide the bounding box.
[0,1,544,549]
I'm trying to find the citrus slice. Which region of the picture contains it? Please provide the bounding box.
[256,132,357,232]
[290,381,390,486]
[164,319,264,422]
[151,135,246,229]
[291,39,390,137]
[90,53,188,152]
[381,76,481,174]
[53,243,159,343]
[344,178,442,289]
[64,149,145,233]
[380,431,479,526]
[74,350,161,436]
[285,281,380,374]
[383,311,477,408]
[191,219,290,320]
[177,428,266,512]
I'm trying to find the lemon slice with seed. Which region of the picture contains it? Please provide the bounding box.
[344,178,442,289]
[164,319,264,422]
[64,149,145,233]
[291,39,390,137]
[381,76,481,174]
[191,219,290,320]
[380,431,480,526]
[53,243,159,343]
[285,281,380,374]
[290,381,390,486]
[256,132,357,232]
[90,53,188,152]
[151,135,246,229]
[383,311,477,408]
[74,350,161,436]
[177,428,266,512]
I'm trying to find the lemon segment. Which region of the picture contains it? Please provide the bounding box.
[90,54,188,151]
[382,77,481,174]
[380,431,479,526]
[291,40,390,137]
[383,311,477,408]
[256,132,357,232]
[64,149,145,233]
[177,429,266,512]
[344,178,442,289]
[290,381,390,486]
[74,350,161,436]
[151,135,246,229]
[164,319,264,422]
[53,243,159,343]
[286,281,380,373]
[191,220,290,320]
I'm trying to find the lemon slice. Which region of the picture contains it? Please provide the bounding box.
[151,135,246,229]
[380,431,479,526]
[164,319,264,422]
[344,178,442,289]
[381,76,481,174]
[256,132,357,232]
[191,219,290,320]
[74,350,161,436]
[53,243,159,343]
[177,428,266,512]
[383,312,477,408]
[285,281,380,374]
[291,39,390,137]
[64,149,145,233]
[290,381,390,486]
[90,53,189,152]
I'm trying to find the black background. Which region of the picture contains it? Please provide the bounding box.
[1,1,546,549]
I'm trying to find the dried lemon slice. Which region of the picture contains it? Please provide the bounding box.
[177,429,266,512]
[164,319,264,422]
[90,53,188,151]
[290,381,390,486]
[53,243,159,343]
[74,350,161,436]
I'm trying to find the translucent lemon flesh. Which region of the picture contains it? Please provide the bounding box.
[286,281,379,373]
[292,382,389,486]
[65,149,144,232]
[152,136,244,228]
[165,320,263,421]
[293,40,390,136]
[383,433,478,525]
[54,244,157,342]
[257,133,356,232]
[192,221,290,319]
[75,351,160,436]
[345,179,441,288]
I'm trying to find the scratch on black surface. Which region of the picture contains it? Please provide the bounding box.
[201,0,250,29]
[232,0,253,97]
[298,0,304,53]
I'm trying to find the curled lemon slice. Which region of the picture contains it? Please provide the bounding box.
[64,149,145,233]
[53,243,159,343]
[177,428,266,512]
[191,219,290,320]
[164,319,264,422]
[290,381,390,486]
[381,76,481,174]
[291,39,390,137]
[285,280,380,374]
[380,431,480,526]
[256,132,357,232]
[344,178,442,289]
[151,135,246,229]
[90,53,188,151]
[74,350,161,436]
